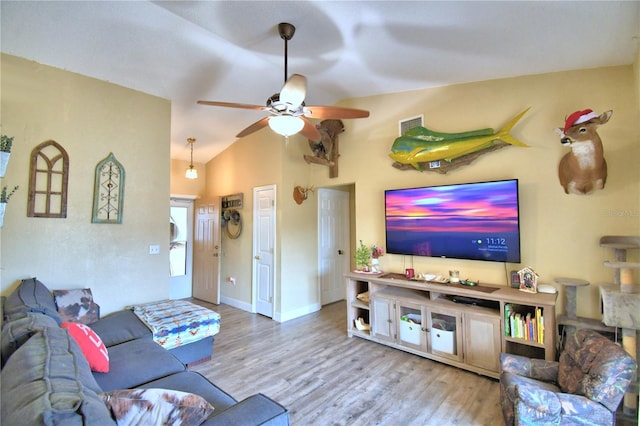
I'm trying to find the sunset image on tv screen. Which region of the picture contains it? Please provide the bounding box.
[385,180,521,263]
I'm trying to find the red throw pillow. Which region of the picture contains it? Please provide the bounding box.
[61,322,109,372]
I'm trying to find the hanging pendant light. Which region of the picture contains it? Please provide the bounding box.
[185,138,198,179]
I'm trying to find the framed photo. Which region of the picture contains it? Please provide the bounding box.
[510,270,520,288]
[518,266,538,293]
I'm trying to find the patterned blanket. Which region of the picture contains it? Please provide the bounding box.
[129,300,220,350]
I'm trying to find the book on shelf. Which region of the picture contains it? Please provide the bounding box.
[504,303,544,344]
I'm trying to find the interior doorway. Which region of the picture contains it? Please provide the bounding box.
[253,185,276,318]
[318,186,352,306]
[193,199,221,304]
[169,197,195,299]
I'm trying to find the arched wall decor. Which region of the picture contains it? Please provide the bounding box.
[92,152,125,224]
[27,140,69,218]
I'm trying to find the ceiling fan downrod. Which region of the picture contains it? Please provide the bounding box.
[278,22,295,84]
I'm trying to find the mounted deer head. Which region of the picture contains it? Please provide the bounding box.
[554,109,612,195]
[293,185,314,205]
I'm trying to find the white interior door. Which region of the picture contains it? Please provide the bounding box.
[169,198,194,299]
[193,199,221,304]
[253,185,275,318]
[318,188,350,305]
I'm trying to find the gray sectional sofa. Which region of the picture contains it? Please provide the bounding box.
[1,278,289,425]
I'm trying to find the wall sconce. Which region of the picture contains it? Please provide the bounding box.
[185,137,198,180]
[269,116,304,137]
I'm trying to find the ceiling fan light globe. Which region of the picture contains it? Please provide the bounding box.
[269,116,304,137]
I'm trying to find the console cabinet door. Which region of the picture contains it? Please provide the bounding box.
[463,310,501,373]
[371,296,395,343]
[427,306,463,362]
[396,302,427,352]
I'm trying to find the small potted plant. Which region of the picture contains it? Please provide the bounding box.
[0,185,19,228]
[370,244,384,272]
[354,240,371,272]
[1,135,13,178]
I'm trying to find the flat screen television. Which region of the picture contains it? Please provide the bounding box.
[385,179,521,263]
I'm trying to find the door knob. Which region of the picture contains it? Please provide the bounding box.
[254,255,260,260]
[338,250,344,255]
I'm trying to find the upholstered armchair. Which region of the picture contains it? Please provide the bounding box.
[500,328,637,426]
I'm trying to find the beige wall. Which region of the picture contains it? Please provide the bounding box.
[204,127,285,314]
[0,54,171,315]
[207,65,640,321]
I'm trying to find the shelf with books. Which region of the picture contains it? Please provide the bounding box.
[501,297,556,361]
[504,304,545,344]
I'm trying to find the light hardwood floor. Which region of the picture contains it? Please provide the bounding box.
[189,299,503,425]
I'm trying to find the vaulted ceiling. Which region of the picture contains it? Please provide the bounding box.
[2,1,639,163]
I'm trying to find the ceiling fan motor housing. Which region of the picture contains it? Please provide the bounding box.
[267,93,306,116]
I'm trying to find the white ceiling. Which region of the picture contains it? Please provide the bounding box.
[2,1,639,163]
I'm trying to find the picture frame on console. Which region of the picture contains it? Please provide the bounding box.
[518,266,538,293]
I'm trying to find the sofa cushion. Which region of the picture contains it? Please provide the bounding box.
[93,338,185,391]
[140,371,237,413]
[53,288,101,325]
[101,388,214,426]
[62,322,110,373]
[0,326,114,425]
[1,312,59,367]
[89,309,151,347]
[3,277,62,324]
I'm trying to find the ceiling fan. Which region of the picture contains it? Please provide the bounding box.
[197,23,370,142]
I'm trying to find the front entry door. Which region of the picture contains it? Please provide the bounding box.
[253,185,275,318]
[318,188,350,305]
[193,200,221,304]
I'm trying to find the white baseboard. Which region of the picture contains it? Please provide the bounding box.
[220,295,253,313]
[219,296,321,323]
[278,303,321,323]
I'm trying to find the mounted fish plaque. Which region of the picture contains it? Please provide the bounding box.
[390,109,530,174]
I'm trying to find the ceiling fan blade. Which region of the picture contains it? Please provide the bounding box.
[198,100,268,111]
[305,105,370,119]
[236,116,271,138]
[300,117,321,141]
[279,74,307,106]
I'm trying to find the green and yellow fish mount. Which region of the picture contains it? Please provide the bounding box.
[389,108,530,169]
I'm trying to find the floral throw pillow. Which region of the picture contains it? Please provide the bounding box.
[53,288,100,324]
[101,388,214,426]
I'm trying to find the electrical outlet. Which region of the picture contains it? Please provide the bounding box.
[149,245,160,255]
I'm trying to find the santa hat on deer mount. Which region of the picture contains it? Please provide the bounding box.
[563,109,600,133]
